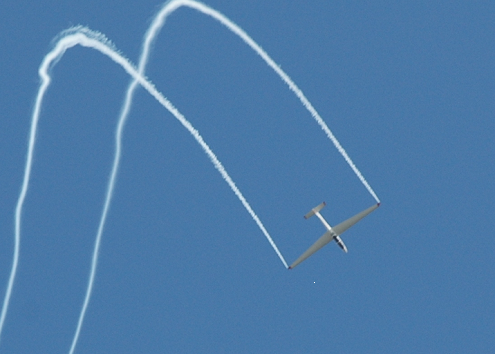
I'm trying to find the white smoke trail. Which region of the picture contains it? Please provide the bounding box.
[70,0,378,350]
[148,0,380,203]
[1,28,288,352]
[1,1,381,350]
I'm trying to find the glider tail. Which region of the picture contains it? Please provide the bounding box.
[304,202,326,219]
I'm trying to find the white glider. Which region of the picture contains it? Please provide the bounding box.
[288,202,380,269]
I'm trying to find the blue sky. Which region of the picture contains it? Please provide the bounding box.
[1,0,494,353]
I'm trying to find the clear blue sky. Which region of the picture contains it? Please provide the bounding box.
[1,1,494,353]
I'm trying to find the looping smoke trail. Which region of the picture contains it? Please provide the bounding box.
[149,0,380,203]
[0,29,287,352]
[65,1,378,348]
[0,1,381,352]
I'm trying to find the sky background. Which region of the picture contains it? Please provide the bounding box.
[1,0,494,353]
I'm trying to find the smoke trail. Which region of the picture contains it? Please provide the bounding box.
[0,28,113,346]
[1,1,381,350]
[65,31,289,354]
[146,0,380,203]
[0,27,288,352]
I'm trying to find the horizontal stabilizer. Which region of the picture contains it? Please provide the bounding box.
[304,202,326,219]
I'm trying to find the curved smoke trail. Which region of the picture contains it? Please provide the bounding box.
[150,0,380,204]
[1,28,287,352]
[1,1,380,352]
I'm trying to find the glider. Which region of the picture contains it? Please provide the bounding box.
[288,202,380,269]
